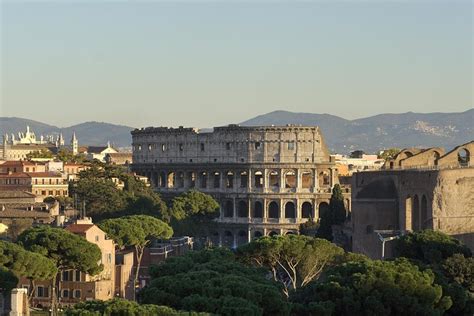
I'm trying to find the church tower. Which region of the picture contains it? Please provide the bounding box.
[71,132,78,155]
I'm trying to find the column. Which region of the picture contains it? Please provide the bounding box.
[263,198,268,223]
[248,198,252,222]
[296,169,302,191]
[247,169,252,191]
[279,198,284,221]
[313,168,318,193]
[280,169,285,191]
[232,233,237,249]
[232,197,237,220]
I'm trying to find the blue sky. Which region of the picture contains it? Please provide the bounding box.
[1,1,472,128]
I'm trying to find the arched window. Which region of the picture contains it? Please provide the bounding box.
[226,171,234,188]
[253,201,263,218]
[254,171,263,188]
[269,231,278,237]
[188,171,196,188]
[301,202,313,218]
[177,172,184,188]
[301,171,312,188]
[285,171,296,188]
[199,171,207,188]
[224,200,233,217]
[213,172,221,188]
[237,200,248,218]
[254,231,263,238]
[285,202,296,218]
[269,170,279,187]
[319,171,329,187]
[167,172,175,188]
[159,172,166,188]
[268,201,279,218]
[240,171,248,188]
[318,202,330,220]
[458,148,470,166]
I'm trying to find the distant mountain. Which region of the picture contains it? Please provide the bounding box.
[0,117,134,148]
[2,109,473,153]
[240,109,474,153]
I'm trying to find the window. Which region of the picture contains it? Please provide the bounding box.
[49,190,53,195]
[75,270,81,282]
[148,144,152,151]
[37,286,49,298]
[138,145,142,151]
[179,143,184,151]
[200,143,205,151]
[26,167,29,172]
[226,142,231,150]
[74,290,81,299]
[95,235,99,242]
[288,142,295,150]
[107,253,112,263]
[62,270,71,281]
[255,142,261,149]
[62,289,70,298]
[41,190,46,195]
[161,144,166,152]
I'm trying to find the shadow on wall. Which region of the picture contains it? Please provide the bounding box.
[451,232,474,252]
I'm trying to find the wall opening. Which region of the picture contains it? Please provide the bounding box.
[237,200,248,218]
[285,201,296,218]
[199,171,207,188]
[253,201,263,218]
[167,172,175,188]
[240,171,248,188]
[285,170,296,188]
[213,171,221,188]
[269,170,279,187]
[458,148,470,166]
[268,201,279,218]
[301,171,312,188]
[224,200,233,217]
[226,171,234,188]
[412,195,420,231]
[301,202,313,218]
[254,171,263,188]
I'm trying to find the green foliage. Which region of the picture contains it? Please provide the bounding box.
[237,235,344,294]
[170,190,220,237]
[64,298,207,316]
[56,149,86,163]
[0,240,57,281]
[0,266,18,293]
[26,148,53,159]
[378,148,401,160]
[299,218,319,236]
[442,254,474,291]
[5,218,33,241]
[18,226,103,274]
[139,248,290,316]
[395,230,472,264]
[315,184,347,241]
[290,258,452,316]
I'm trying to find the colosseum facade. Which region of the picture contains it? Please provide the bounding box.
[131,125,348,247]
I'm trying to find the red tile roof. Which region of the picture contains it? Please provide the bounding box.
[65,224,94,234]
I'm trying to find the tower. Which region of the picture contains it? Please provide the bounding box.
[71,132,78,155]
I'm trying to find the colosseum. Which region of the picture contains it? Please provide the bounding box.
[131,124,349,247]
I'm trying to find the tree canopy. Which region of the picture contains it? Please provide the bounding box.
[65,298,209,316]
[395,230,472,264]
[237,235,344,295]
[139,248,289,316]
[315,184,347,241]
[290,258,452,316]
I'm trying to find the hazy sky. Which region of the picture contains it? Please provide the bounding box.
[1,0,472,128]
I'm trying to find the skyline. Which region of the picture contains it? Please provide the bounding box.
[1,1,473,128]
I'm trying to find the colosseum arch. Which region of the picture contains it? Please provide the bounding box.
[318,202,330,220]
[319,171,330,187]
[224,200,233,218]
[253,201,263,218]
[458,148,470,166]
[285,170,297,188]
[199,171,207,188]
[285,201,296,218]
[237,200,248,218]
[301,170,312,188]
[412,195,420,231]
[301,201,313,218]
[254,231,263,238]
[268,201,279,218]
[226,171,234,188]
[159,172,166,188]
[213,171,221,188]
[177,172,184,188]
[254,171,263,188]
[268,230,278,236]
[268,170,279,187]
[187,171,196,188]
[223,231,233,247]
[240,171,248,188]
[167,172,175,188]
[237,230,248,246]
[432,151,441,166]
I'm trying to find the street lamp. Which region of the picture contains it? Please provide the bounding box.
[375,230,404,260]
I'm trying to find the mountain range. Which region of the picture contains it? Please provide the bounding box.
[1,109,473,153]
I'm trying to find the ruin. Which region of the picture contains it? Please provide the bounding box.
[131,125,349,247]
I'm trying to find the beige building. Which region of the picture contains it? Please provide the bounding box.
[131,125,349,247]
[351,141,474,259]
[0,172,68,199]
[28,219,116,308]
[332,154,385,176]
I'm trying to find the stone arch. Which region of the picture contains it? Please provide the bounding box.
[237,200,248,218]
[285,201,296,218]
[226,171,234,188]
[224,200,233,218]
[188,171,196,188]
[254,231,263,238]
[458,148,470,166]
[159,172,166,188]
[167,172,175,188]
[213,171,221,188]
[254,171,263,188]
[268,170,279,187]
[223,231,233,247]
[301,170,312,188]
[269,231,278,237]
[199,171,207,188]
[240,171,248,188]
[318,202,330,220]
[412,195,420,231]
[405,195,413,230]
[285,170,296,188]
[319,171,330,187]
[177,171,184,188]
[421,195,429,229]
[432,151,441,166]
[286,231,296,235]
[301,202,313,218]
[253,201,263,218]
[237,230,248,246]
[268,201,279,218]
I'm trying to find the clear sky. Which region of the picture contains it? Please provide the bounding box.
[1,0,472,128]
